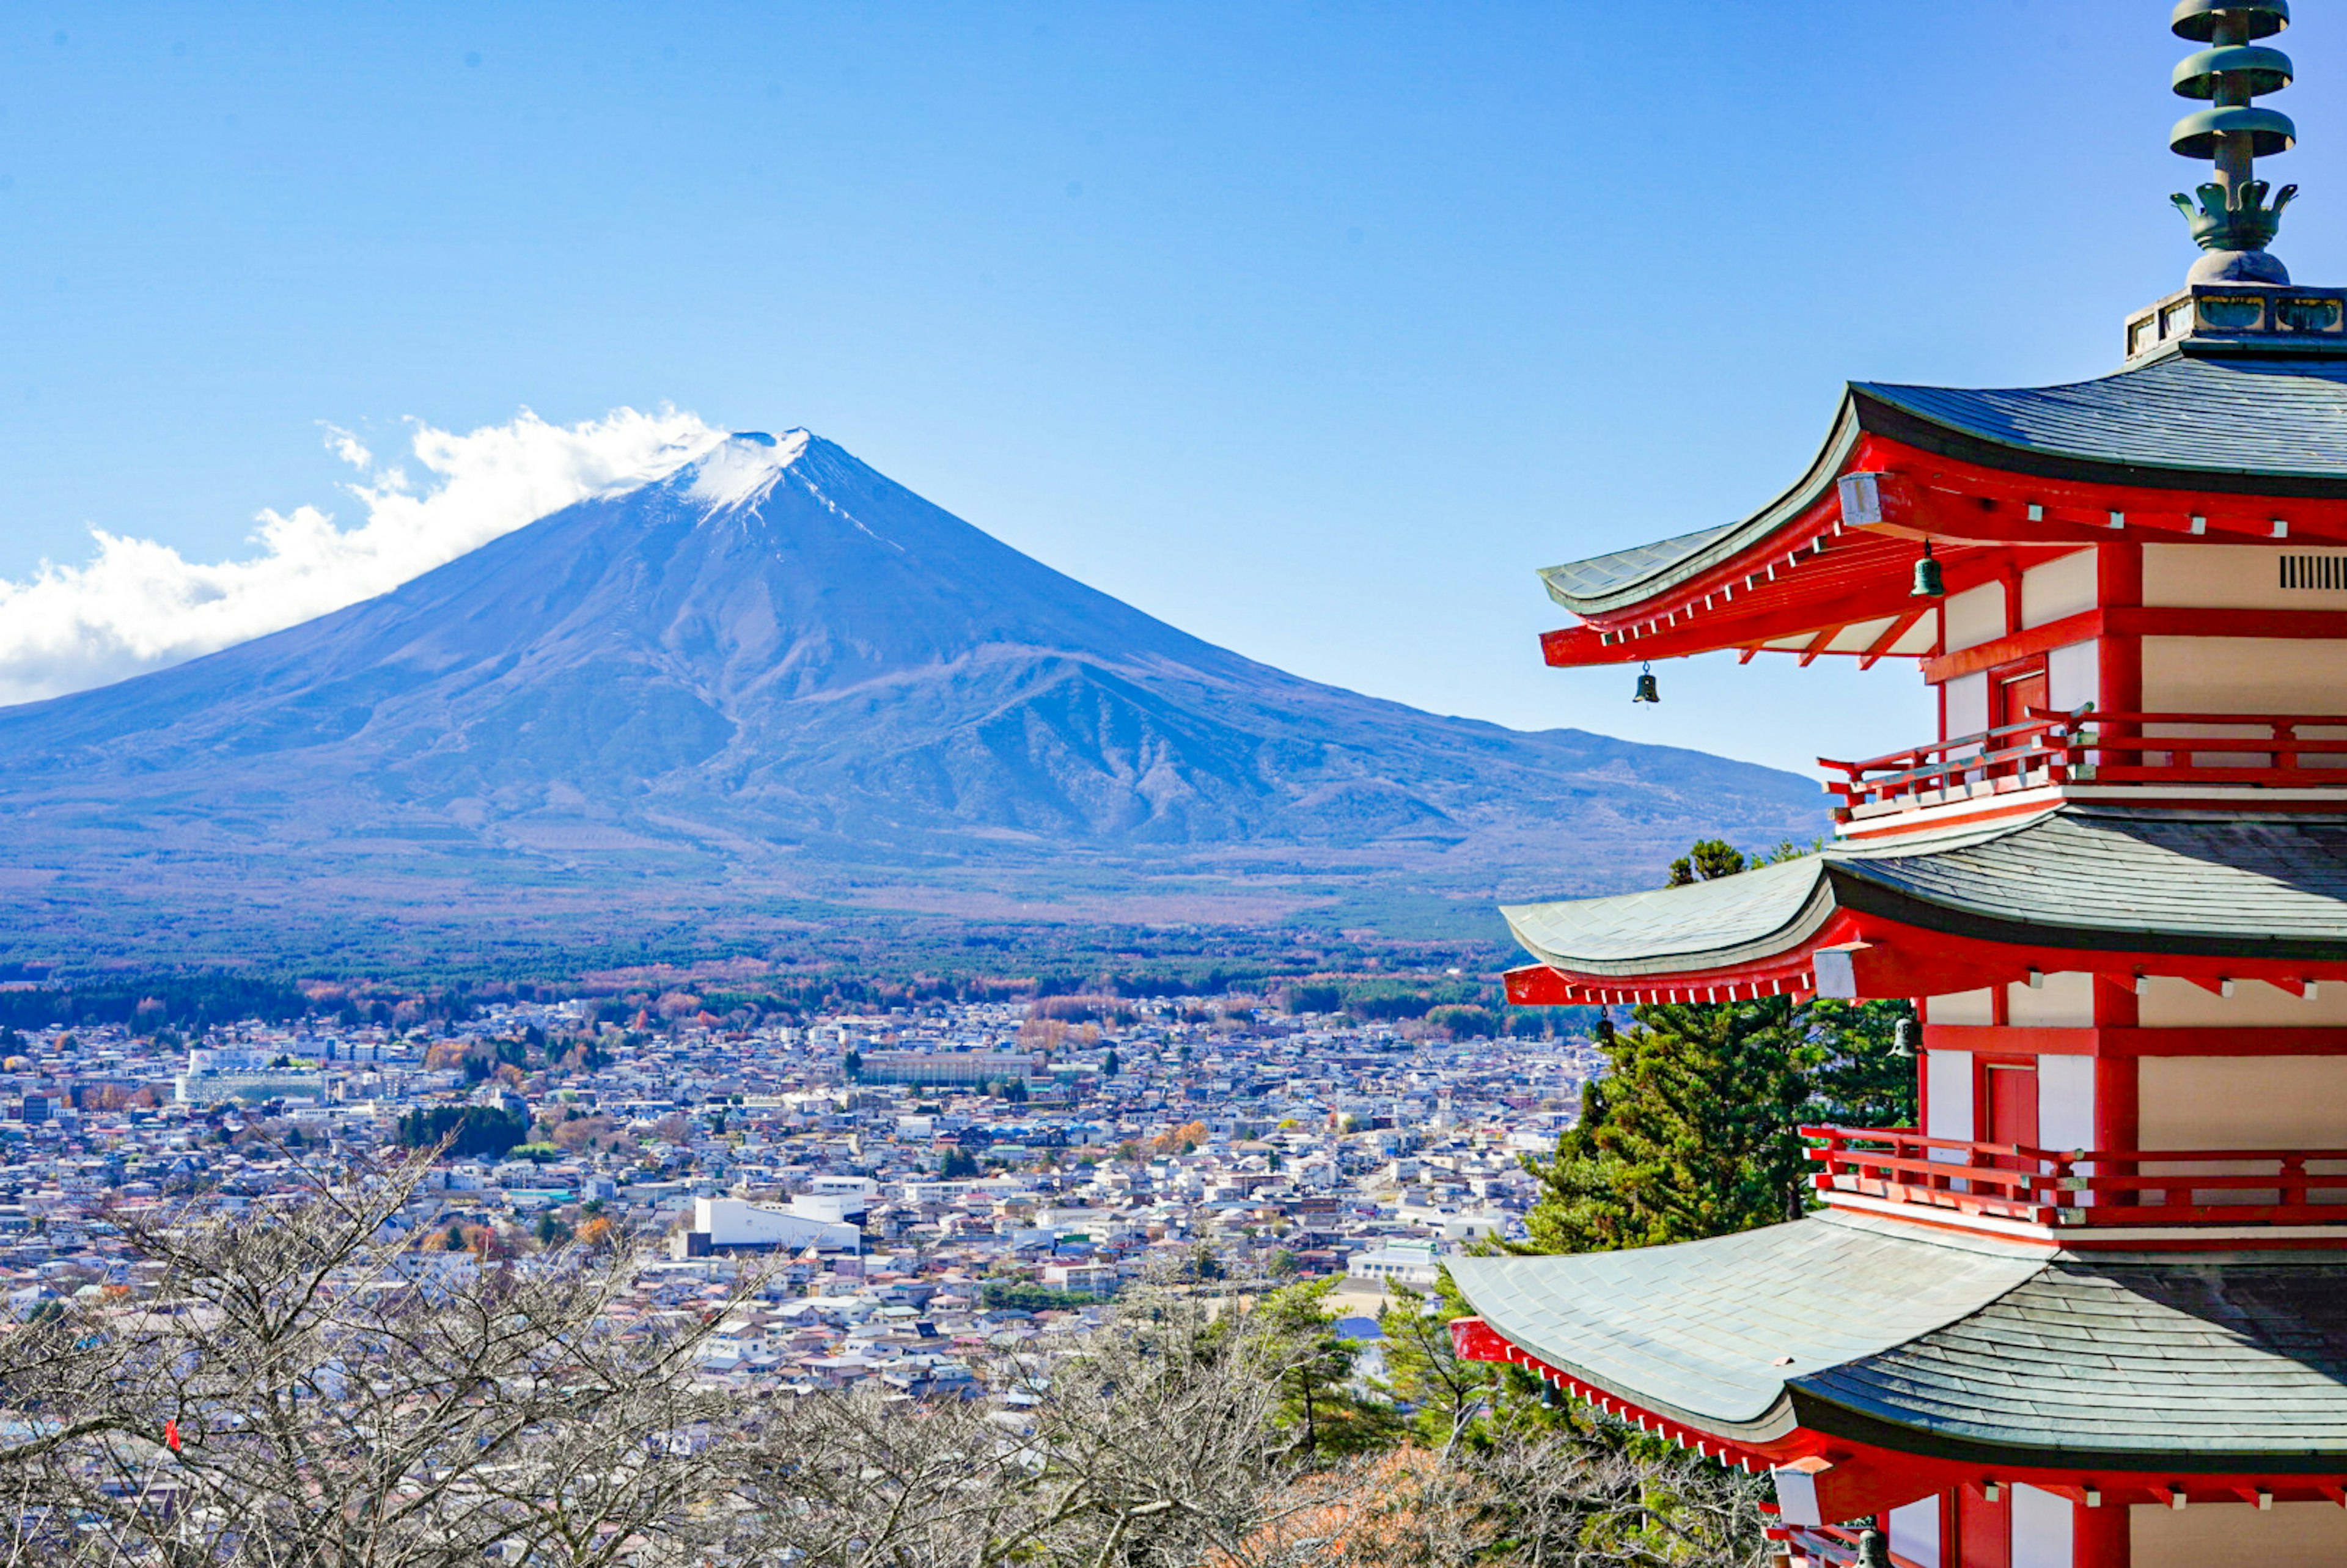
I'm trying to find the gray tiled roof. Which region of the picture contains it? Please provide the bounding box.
[1452,1215,2347,1462]
[1857,354,2347,483]
[1537,524,1736,606]
[1447,1215,2040,1432]
[1500,807,2347,975]
[1813,1260,2347,1459]
[1842,809,2347,950]
[1502,852,1835,970]
[1538,354,2347,616]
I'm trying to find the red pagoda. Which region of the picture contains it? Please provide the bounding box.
[1447,5,2347,1566]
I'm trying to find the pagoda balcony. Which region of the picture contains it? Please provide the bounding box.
[1821,708,2347,826]
[1805,1125,2347,1240]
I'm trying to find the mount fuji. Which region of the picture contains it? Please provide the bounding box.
[0,431,1822,965]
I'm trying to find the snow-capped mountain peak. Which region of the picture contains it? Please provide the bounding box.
[682,429,812,513]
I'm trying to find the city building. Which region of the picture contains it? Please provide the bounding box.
[855,1051,1037,1088]
[1450,10,2347,1566]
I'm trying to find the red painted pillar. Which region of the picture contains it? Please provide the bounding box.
[2096,544,2143,772]
[2072,1499,2128,1568]
[1957,1482,2011,1568]
[2093,1057,2139,1152]
[2093,969,2139,1209]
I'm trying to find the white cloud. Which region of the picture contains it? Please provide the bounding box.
[0,406,726,708]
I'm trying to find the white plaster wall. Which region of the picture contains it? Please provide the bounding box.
[2021,550,2096,628]
[2144,543,2347,609]
[2132,1501,2347,1568]
[2138,975,2347,1025]
[2046,639,2097,712]
[2139,1057,2347,1148]
[1889,1495,1941,1568]
[2140,636,2347,711]
[1942,582,2007,653]
[2037,1053,2096,1154]
[1925,1050,1975,1144]
[2011,1484,2071,1568]
[2006,972,2095,1028]
[1944,670,1989,739]
[1926,989,1994,1025]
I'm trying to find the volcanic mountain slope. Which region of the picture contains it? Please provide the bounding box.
[0,431,1824,960]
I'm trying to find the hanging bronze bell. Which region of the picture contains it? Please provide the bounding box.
[1911,540,1946,599]
[1633,663,1660,703]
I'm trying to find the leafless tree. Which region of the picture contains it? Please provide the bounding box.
[1312,1424,1770,1568]
[713,1286,1354,1567]
[0,1151,741,1568]
[0,1162,1761,1568]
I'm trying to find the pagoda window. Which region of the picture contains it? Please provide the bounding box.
[2280,551,2347,592]
[2145,542,2347,608]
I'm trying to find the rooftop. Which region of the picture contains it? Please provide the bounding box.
[1502,805,2347,989]
[1449,1210,2347,1468]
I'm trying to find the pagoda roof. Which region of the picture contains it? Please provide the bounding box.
[1503,806,2347,981]
[1450,1211,2347,1467]
[1859,354,2347,495]
[1541,353,2347,621]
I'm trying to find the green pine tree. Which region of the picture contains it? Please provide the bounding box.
[1375,1280,1495,1458]
[1252,1277,1403,1460]
[1523,838,1915,1255]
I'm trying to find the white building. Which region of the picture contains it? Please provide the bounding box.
[1346,1240,1446,1288]
[679,1197,858,1257]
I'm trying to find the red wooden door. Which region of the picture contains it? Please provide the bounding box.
[1982,1062,2040,1206]
[1984,1063,2039,1148]
[1980,1061,2037,1145]
[1997,668,2048,727]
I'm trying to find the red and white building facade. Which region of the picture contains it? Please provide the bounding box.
[1449,7,2347,1565]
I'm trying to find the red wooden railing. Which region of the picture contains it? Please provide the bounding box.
[1818,709,2082,815]
[2042,708,2347,783]
[1820,707,2347,816]
[1804,1125,2347,1228]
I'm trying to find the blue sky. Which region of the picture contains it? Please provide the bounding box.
[2,1,2335,774]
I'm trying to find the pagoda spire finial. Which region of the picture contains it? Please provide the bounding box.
[2168,0,2298,284]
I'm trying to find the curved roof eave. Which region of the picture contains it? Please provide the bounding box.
[1446,1215,2044,1438]
[1537,354,2347,620]
[1502,808,2347,978]
[1453,1216,2347,1470]
[1537,393,1864,617]
[1499,855,1835,978]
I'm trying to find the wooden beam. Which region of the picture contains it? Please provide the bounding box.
[1857,607,1929,670]
[1921,606,2347,684]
